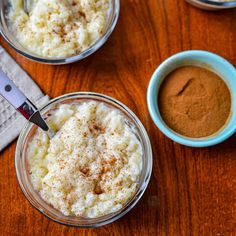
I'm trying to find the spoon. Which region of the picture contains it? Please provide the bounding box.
[23,0,33,14]
[23,0,72,14]
[0,69,55,138]
[186,0,236,10]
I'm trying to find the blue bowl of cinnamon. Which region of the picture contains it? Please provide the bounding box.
[147,50,236,147]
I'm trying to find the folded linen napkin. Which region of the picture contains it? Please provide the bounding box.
[0,46,49,151]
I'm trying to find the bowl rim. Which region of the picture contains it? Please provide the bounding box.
[0,0,120,65]
[196,0,236,6]
[187,0,236,9]
[147,50,236,147]
[15,92,153,227]
[186,0,236,9]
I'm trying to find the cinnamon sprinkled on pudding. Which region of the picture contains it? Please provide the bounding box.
[8,0,110,57]
[27,101,143,218]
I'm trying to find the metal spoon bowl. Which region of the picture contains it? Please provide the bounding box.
[23,0,33,14]
[186,0,236,10]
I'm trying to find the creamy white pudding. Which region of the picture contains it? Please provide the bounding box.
[8,0,110,57]
[27,101,143,218]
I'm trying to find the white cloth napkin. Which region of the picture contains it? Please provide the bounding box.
[0,46,49,151]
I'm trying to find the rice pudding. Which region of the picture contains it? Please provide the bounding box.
[8,0,110,57]
[27,101,143,218]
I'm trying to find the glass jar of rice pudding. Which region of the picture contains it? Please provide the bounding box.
[15,92,152,227]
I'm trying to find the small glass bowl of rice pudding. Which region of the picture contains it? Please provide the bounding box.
[15,92,152,227]
[0,0,120,64]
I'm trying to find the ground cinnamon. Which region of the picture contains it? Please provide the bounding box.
[158,66,231,138]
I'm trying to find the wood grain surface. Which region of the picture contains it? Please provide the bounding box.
[0,0,236,235]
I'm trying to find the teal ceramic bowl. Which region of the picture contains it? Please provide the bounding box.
[147,50,236,147]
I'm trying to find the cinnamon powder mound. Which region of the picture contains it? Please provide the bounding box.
[158,66,231,138]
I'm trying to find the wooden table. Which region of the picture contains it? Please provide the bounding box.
[0,0,236,235]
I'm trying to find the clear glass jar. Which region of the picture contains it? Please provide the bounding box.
[0,0,120,64]
[15,92,153,227]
